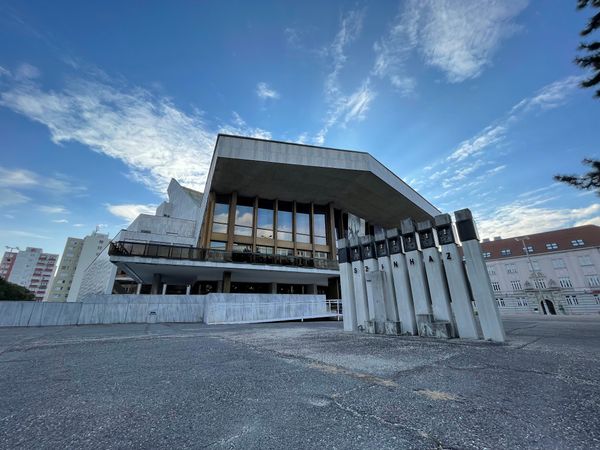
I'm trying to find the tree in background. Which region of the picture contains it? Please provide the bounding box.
[575,0,600,97]
[555,3,600,194]
[554,158,600,195]
[0,278,35,301]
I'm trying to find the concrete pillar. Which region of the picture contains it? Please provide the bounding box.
[360,236,379,321]
[455,209,506,342]
[270,282,277,294]
[136,283,142,295]
[387,229,417,335]
[417,220,455,333]
[151,274,162,295]
[434,214,479,339]
[222,271,232,294]
[185,284,191,295]
[400,219,433,321]
[365,270,388,333]
[375,231,399,322]
[161,283,168,295]
[337,239,358,332]
[349,239,369,331]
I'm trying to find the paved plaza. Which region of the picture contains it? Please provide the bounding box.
[1,315,599,449]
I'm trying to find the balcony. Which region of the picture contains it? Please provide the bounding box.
[109,241,339,271]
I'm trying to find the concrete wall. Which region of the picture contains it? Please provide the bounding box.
[0,293,334,327]
[204,294,332,324]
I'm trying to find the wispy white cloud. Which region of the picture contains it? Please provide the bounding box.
[0,65,271,195]
[314,9,376,145]
[106,203,157,223]
[256,82,280,100]
[52,218,68,223]
[73,223,85,228]
[15,62,40,80]
[220,112,272,140]
[0,166,86,195]
[39,205,68,214]
[374,0,528,88]
[0,189,30,207]
[477,202,600,239]
[0,229,51,239]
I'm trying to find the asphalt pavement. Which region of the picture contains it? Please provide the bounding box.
[1,314,599,449]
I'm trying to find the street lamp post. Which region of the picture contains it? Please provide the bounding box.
[515,237,544,314]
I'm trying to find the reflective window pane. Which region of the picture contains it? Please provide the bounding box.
[235,205,254,227]
[213,203,229,224]
[257,228,274,239]
[212,223,228,234]
[277,210,292,233]
[234,225,252,236]
[257,208,273,230]
[277,231,293,241]
[314,213,327,238]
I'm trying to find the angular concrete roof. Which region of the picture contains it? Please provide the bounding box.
[201,134,439,228]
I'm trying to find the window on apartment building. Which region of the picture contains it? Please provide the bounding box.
[234,197,254,237]
[565,295,578,305]
[579,255,593,266]
[552,258,566,269]
[559,277,573,288]
[571,239,585,247]
[313,205,328,246]
[491,281,501,292]
[496,298,505,306]
[522,245,534,254]
[482,251,491,258]
[314,251,329,259]
[487,266,496,276]
[212,195,230,234]
[534,278,547,289]
[256,199,274,239]
[587,275,600,287]
[594,295,600,305]
[545,243,559,250]
[277,201,293,241]
[296,249,312,258]
[500,249,512,256]
[505,263,517,273]
[511,280,522,290]
[295,203,311,244]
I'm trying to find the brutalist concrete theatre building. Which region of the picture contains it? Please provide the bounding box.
[76,134,503,340]
[101,134,439,297]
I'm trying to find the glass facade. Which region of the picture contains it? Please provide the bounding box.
[212,196,229,234]
[295,203,311,244]
[277,201,293,242]
[207,193,334,258]
[235,197,254,236]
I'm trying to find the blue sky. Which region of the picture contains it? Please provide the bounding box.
[0,0,598,255]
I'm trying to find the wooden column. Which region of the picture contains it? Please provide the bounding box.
[226,192,237,252]
[200,191,216,248]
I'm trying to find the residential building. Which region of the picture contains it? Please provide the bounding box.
[48,231,109,302]
[0,251,17,280]
[6,247,58,301]
[482,225,600,315]
[79,134,439,300]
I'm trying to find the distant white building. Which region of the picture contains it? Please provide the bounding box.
[481,225,600,315]
[48,232,109,302]
[5,247,58,301]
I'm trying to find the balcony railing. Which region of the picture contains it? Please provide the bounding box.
[109,241,339,271]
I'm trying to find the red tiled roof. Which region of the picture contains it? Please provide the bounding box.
[481,225,600,260]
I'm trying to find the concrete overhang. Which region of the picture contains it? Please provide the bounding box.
[112,256,338,285]
[207,135,440,227]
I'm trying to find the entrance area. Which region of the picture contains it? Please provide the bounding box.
[541,299,557,315]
